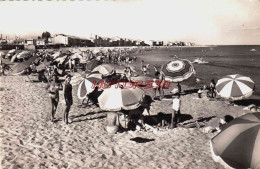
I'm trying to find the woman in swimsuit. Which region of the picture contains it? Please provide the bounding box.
[46,76,63,122]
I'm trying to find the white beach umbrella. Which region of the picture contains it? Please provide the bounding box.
[216,74,255,100]
[98,83,145,111]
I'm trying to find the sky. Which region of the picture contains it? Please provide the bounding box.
[0,0,260,45]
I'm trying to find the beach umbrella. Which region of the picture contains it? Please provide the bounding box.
[70,53,83,60]
[55,55,69,65]
[216,74,255,100]
[10,52,21,63]
[6,49,16,59]
[52,51,62,59]
[77,72,103,99]
[210,113,260,169]
[92,64,114,76]
[70,73,85,86]
[36,60,51,71]
[161,59,195,82]
[16,51,31,59]
[98,83,145,111]
[86,60,102,71]
[11,56,37,75]
[131,76,153,85]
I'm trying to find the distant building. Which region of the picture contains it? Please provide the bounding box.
[14,39,25,45]
[25,39,34,45]
[34,39,45,46]
[185,42,195,46]
[0,39,8,45]
[157,41,163,46]
[50,34,94,47]
[144,40,157,46]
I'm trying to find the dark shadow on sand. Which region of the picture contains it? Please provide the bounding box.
[143,112,193,126]
[233,99,260,106]
[130,137,155,143]
[70,115,106,123]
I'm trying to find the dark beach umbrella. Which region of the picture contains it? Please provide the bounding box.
[86,60,102,71]
[161,59,195,82]
[92,64,115,76]
[36,60,51,71]
[11,56,37,75]
[210,113,260,169]
[216,74,255,100]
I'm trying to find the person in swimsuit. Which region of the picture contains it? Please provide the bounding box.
[46,76,63,122]
[63,75,73,124]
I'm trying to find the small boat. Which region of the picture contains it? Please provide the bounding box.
[250,48,256,52]
[192,58,208,64]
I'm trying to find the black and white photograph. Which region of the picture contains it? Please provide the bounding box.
[0,0,260,168]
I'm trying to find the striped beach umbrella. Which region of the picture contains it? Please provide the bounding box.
[216,74,255,100]
[98,83,145,111]
[161,59,195,82]
[210,113,260,169]
[92,64,114,76]
[77,72,103,99]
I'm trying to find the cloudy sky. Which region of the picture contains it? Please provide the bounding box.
[0,0,259,45]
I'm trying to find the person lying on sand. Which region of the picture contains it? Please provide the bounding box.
[203,115,234,133]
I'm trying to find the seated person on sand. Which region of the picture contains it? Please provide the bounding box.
[124,67,132,81]
[81,87,99,107]
[141,62,149,75]
[202,85,210,98]
[203,115,234,133]
[197,88,203,98]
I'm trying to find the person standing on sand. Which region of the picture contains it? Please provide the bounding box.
[209,79,216,98]
[46,76,63,122]
[171,94,181,128]
[158,70,165,99]
[63,75,73,124]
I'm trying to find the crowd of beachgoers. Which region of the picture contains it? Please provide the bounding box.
[0,46,259,169]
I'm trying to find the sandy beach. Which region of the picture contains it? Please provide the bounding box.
[0,52,251,169]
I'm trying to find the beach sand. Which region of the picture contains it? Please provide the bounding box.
[0,48,256,169]
[0,74,249,169]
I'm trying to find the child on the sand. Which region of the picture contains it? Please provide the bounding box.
[171,94,181,128]
[197,88,202,98]
[141,60,149,75]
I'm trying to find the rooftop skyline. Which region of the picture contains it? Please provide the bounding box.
[0,0,260,45]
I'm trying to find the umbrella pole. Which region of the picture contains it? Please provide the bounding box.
[124,113,127,128]
[26,75,33,83]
